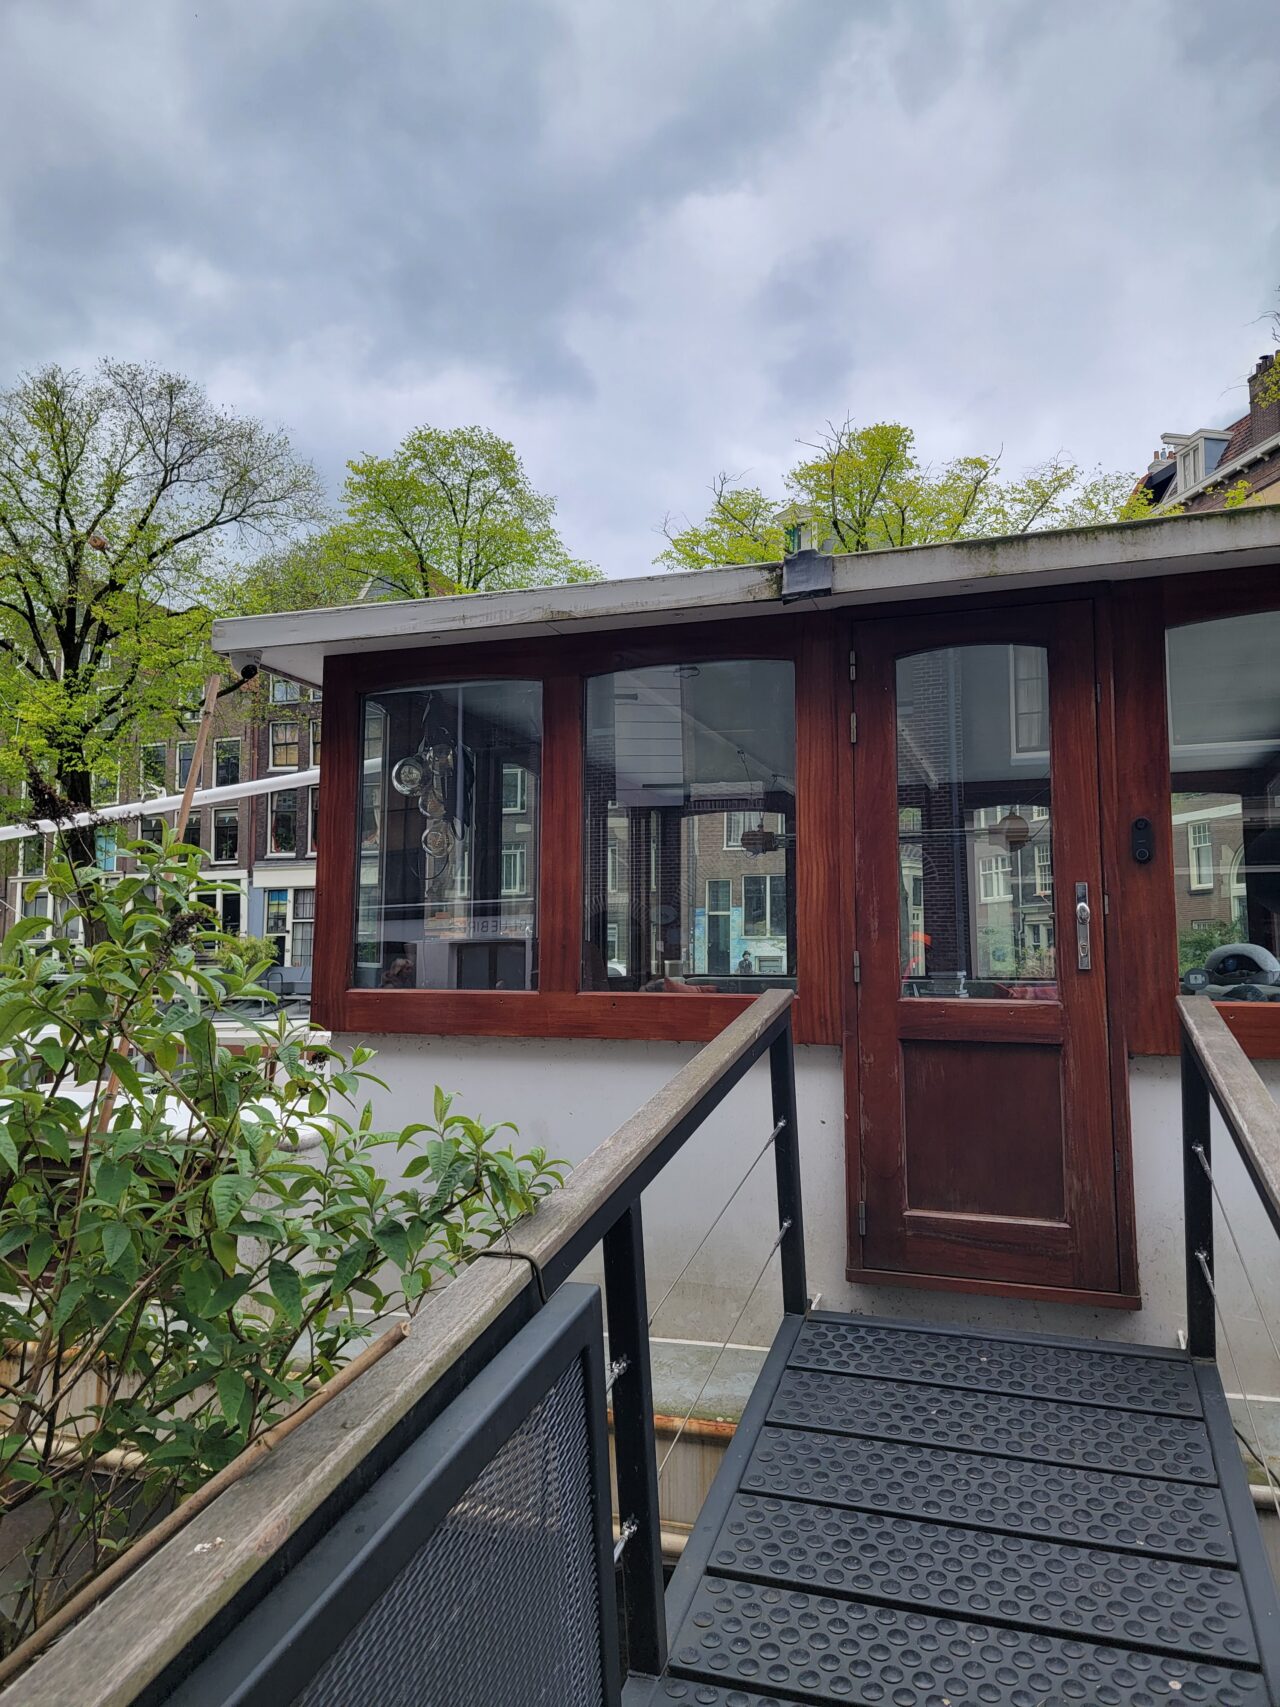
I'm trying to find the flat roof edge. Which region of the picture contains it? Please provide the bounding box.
[211,509,1280,681]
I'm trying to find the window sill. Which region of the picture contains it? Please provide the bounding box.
[317,987,828,1045]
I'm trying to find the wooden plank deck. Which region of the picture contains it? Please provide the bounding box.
[636,1313,1280,1707]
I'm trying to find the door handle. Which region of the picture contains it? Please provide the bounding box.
[1074,883,1092,971]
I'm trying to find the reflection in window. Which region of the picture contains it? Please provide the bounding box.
[1168,612,1280,997]
[582,661,796,991]
[269,790,298,855]
[898,646,1056,998]
[354,681,541,991]
[214,738,241,788]
[213,808,239,864]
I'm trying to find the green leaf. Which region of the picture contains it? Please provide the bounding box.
[215,1369,249,1427]
[95,1158,132,1207]
[26,1232,53,1281]
[107,1050,145,1102]
[373,1220,411,1271]
[210,1230,239,1275]
[268,1261,303,1326]
[101,1223,133,1270]
[0,1127,19,1174]
[51,1278,88,1333]
[209,1173,256,1229]
[328,1245,367,1301]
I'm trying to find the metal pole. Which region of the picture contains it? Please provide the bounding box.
[770,1019,808,1316]
[602,1201,667,1677]
[1181,1033,1216,1360]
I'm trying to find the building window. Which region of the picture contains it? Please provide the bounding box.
[501,841,528,896]
[291,888,316,965]
[269,790,298,856]
[139,815,165,846]
[1167,609,1280,987]
[310,719,321,768]
[1011,646,1049,756]
[743,872,787,938]
[94,828,117,873]
[1034,841,1053,897]
[308,785,320,855]
[177,741,197,788]
[583,660,796,991]
[265,887,287,964]
[214,738,241,788]
[978,854,1012,903]
[213,809,239,864]
[355,680,541,992]
[141,744,167,798]
[270,722,300,769]
[182,812,201,849]
[1187,820,1214,892]
[19,834,45,876]
[92,767,119,806]
[269,675,300,704]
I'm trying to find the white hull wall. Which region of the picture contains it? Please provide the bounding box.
[342,1035,1280,1406]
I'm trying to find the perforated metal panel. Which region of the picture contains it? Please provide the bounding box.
[291,1359,604,1707]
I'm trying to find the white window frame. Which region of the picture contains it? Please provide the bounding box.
[306,785,320,856]
[742,872,786,938]
[501,840,528,897]
[176,740,197,789]
[268,789,299,857]
[269,675,301,705]
[723,812,747,850]
[1034,841,1053,897]
[214,737,241,788]
[1009,647,1050,760]
[1188,820,1214,892]
[607,839,621,893]
[290,886,316,966]
[212,807,239,866]
[706,877,731,916]
[269,721,300,771]
[501,764,527,814]
[978,853,1012,903]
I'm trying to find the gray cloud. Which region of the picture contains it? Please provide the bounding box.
[1,0,1277,576]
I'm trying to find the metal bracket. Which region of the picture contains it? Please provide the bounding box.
[780,548,834,603]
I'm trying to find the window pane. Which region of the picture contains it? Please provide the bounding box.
[270,791,298,855]
[271,722,300,768]
[214,739,240,788]
[265,889,288,933]
[270,675,300,704]
[213,809,239,863]
[141,745,166,797]
[354,681,541,991]
[1168,611,1280,994]
[177,741,196,788]
[897,646,1056,998]
[582,660,796,991]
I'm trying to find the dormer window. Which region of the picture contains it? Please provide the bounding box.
[1178,442,1202,490]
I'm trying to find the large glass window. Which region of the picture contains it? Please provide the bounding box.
[177,740,197,788]
[140,743,167,798]
[269,790,298,855]
[291,888,316,965]
[1168,611,1280,997]
[897,646,1056,997]
[582,660,796,992]
[213,808,239,864]
[354,681,541,991]
[270,722,300,769]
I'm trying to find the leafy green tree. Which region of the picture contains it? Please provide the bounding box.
[333,424,597,597]
[658,418,1155,570]
[0,363,321,850]
[658,476,787,573]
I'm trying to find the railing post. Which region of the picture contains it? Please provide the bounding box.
[770,1016,808,1316]
[602,1200,667,1678]
[1181,1032,1216,1360]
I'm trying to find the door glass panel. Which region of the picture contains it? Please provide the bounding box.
[897,645,1056,999]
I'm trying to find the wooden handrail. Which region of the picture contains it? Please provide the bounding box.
[1178,995,1280,1240]
[1,990,796,1707]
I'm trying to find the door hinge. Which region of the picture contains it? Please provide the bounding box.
[849,712,857,744]
[849,648,857,681]
[857,1200,867,1238]
[852,949,861,985]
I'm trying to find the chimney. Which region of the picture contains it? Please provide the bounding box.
[1248,351,1280,445]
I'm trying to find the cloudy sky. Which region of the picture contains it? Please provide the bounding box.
[3,1,1278,576]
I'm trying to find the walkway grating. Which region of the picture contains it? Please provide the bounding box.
[649,1313,1280,1707]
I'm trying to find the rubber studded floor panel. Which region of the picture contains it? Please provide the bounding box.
[668,1577,1270,1705]
[768,1368,1217,1481]
[656,1316,1279,1706]
[791,1318,1201,1416]
[741,1423,1237,1563]
[708,1491,1258,1664]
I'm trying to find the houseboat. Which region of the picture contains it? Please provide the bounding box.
[211,506,1280,1396]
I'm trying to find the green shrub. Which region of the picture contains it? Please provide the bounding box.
[0,836,561,1648]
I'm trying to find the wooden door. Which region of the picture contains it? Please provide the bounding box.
[852,602,1119,1294]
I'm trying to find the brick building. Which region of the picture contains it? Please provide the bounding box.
[1136,350,1280,514]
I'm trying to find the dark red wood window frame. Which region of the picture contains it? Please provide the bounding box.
[312,618,847,1046]
[1109,565,1280,1059]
